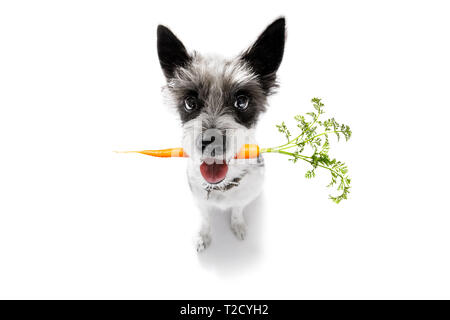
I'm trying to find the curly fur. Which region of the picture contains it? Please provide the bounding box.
[156,18,286,251]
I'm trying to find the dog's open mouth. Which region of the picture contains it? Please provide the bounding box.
[200,161,228,184]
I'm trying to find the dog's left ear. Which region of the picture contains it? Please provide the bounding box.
[157,25,191,79]
[241,17,286,92]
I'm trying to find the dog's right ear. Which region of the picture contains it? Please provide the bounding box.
[157,25,191,79]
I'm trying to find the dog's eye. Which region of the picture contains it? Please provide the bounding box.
[184,96,198,111]
[234,95,249,111]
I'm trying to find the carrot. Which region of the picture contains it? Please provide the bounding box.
[116,98,351,203]
[234,144,260,159]
[115,147,186,158]
[115,144,260,159]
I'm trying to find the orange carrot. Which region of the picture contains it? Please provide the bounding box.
[234,144,260,159]
[115,147,186,158]
[115,144,260,159]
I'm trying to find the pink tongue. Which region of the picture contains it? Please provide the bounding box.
[200,162,228,184]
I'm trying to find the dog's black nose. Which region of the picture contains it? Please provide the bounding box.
[197,130,226,156]
[201,135,215,152]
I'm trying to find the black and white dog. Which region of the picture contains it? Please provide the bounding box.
[156,18,286,251]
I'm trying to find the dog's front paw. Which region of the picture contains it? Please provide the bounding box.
[195,233,211,252]
[231,221,247,240]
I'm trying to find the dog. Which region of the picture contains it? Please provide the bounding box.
[156,17,286,251]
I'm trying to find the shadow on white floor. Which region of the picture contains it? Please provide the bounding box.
[197,193,265,275]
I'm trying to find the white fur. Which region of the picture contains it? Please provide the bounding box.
[189,158,264,251]
[166,54,266,251]
[158,19,286,251]
[183,117,264,252]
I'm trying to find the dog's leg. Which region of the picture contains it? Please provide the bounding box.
[195,205,212,252]
[230,207,247,240]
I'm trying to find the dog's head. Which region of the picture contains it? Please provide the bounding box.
[157,18,286,186]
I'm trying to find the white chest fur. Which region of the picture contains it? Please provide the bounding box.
[187,158,265,210]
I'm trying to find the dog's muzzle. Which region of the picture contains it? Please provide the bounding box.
[195,128,227,160]
[196,128,229,184]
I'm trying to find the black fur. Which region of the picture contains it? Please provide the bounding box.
[157,18,286,129]
[157,25,191,78]
[169,74,267,128]
[241,17,286,93]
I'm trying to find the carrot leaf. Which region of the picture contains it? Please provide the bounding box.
[263,98,352,203]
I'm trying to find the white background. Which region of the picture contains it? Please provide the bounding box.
[1,0,449,299]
